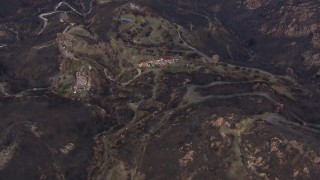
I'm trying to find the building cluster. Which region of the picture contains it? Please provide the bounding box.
[129,3,145,12]
[139,58,179,68]
[73,66,91,94]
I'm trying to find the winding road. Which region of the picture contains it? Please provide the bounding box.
[38,0,94,34]
[161,18,212,61]
[184,79,320,135]
[104,68,142,86]
[186,80,279,104]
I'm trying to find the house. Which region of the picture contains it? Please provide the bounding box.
[149,58,179,67]
[139,61,150,68]
[138,58,180,68]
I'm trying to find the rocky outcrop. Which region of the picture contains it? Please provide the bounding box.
[244,0,270,10]
[303,51,320,70]
[259,2,319,37]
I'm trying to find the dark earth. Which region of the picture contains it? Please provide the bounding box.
[1,0,320,179]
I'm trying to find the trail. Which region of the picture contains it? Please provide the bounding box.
[0,86,48,98]
[0,44,7,48]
